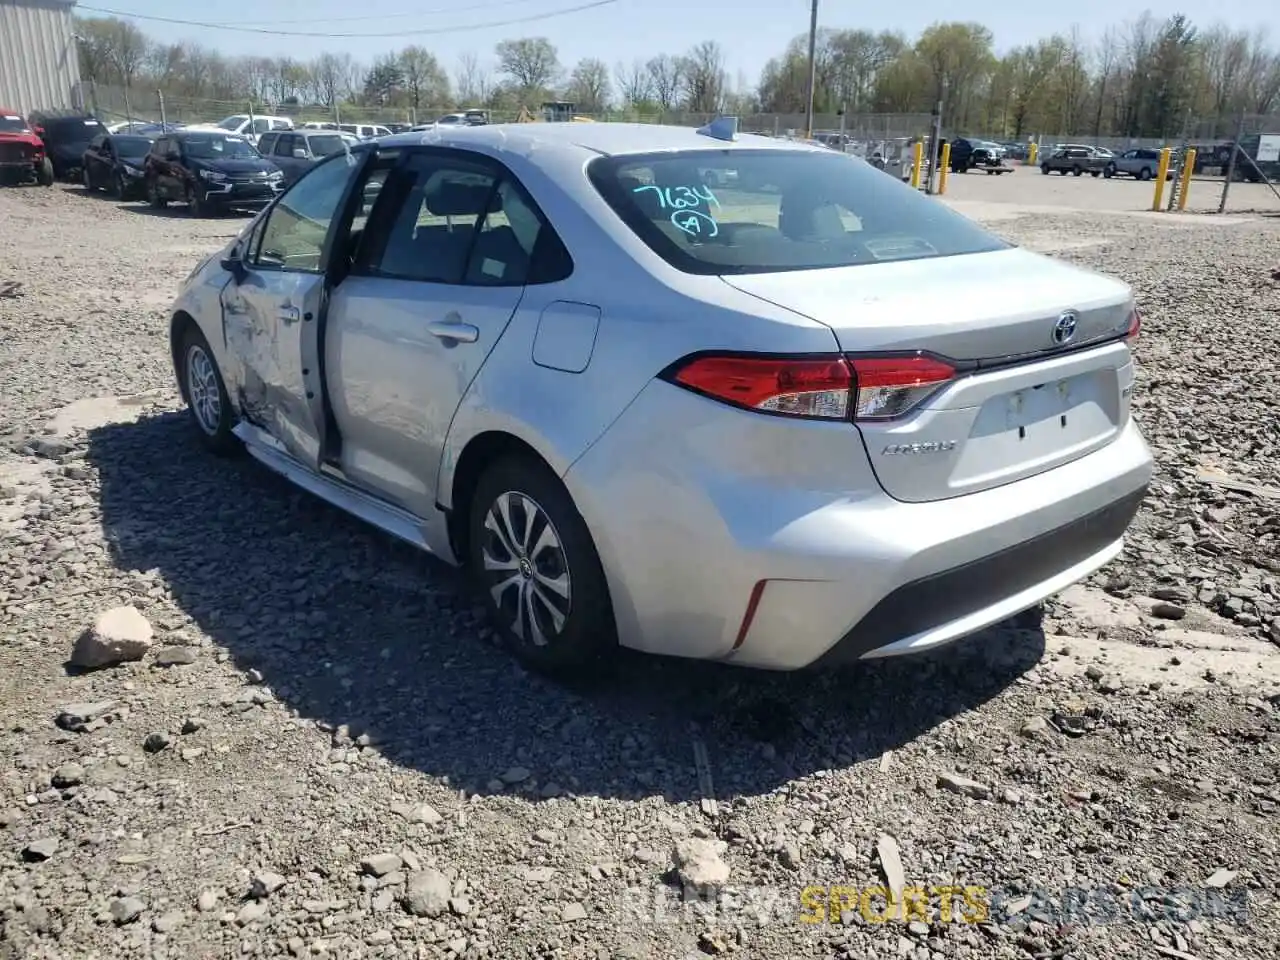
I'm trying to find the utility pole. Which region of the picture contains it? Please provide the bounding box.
[803,0,818,139]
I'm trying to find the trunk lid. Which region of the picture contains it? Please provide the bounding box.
[722,248,1137,503]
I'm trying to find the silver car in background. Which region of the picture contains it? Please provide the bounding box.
[167,122,1153,676]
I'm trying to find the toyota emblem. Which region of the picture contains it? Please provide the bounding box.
[1053,311,1078,345]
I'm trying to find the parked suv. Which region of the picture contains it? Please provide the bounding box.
[29,113,108,179]
[0,109,53,186]
[1104,149,1173,181]
[1041,146,1105,177]
[256,129,360,185]
[144,131,283,216]
[946,137,1009,174]
[81,132,154,198]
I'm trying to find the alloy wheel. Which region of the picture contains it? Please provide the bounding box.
[185,343,221,435]
[480,491,572,647]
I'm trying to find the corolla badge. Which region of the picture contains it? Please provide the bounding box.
[1053,310,1079,345]
[882,441,957,455]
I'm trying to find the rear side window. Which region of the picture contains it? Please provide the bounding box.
[587,148,1007,276]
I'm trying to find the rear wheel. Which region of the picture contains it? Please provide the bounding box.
[468,456,616,677]
[178,325,238,455]
[1137,167,1152,181]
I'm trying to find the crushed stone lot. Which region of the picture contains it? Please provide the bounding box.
[1,183,1279,960]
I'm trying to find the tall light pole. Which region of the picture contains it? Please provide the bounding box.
[803,0,818,139]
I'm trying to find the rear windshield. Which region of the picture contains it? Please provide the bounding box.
[587,148,1007,275]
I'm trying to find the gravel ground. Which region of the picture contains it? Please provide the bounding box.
[1,183,1279,960]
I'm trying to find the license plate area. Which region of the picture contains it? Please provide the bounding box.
[1005,377,1079,439]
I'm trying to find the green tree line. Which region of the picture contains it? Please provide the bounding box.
[74,11,1280,136]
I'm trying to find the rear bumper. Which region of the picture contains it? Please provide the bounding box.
[565,380,1154,671]
[811,488,1143,665]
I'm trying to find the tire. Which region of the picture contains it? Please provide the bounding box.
[35,157,53,186]
[188,186,204,217]
[468,455,616,677]
[82,166,94,192]
[112,171,126,199]
[1091,170,1101,177]
[1041,163,1050,175]
[1072,166,1083,176]
[147,176,167,208]
[1137,167,1152,181]
[178,324,239,455]
[1103,164,1115,178]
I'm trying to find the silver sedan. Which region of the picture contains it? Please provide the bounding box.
[167,121,1153,675]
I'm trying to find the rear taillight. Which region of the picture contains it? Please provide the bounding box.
[1125,306,1141,341]
[669,354,853,420]
[664,351,956,422]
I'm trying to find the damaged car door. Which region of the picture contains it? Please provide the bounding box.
[219,149,371,467]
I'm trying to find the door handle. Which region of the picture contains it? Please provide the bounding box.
[278,305,301,324]
[426,320,479,343]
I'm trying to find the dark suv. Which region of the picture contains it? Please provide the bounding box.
[29,113,109,179]
[946,137,1010,174]
[143,131,283,216]
[1040,146,1106,177]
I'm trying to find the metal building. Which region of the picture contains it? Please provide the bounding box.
[0,0,80,115]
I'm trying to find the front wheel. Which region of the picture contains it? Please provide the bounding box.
[82,166,95,192]
[468,456,616,677]
[178,325,239,455]
[112,171,126,199]
[147,177,167,208]
[1103,163,1116,178]
[35,157,53,186]
[1137,167,1153,181]
[1072,166,1083,176]
[1040,163,1050,175]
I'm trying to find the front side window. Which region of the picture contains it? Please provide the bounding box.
[272,134,294,157]
[587,148,1008,276]
[258,133,278,155]
[216,116,248,132]
[255,152,366,272]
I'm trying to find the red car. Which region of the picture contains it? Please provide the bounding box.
[0,109,54,186]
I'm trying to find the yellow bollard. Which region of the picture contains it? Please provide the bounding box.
[1177,148,1196,211]
[938,143,952,194]
[1151,147,1172,210]
[910,141,923,188]
[1028,142,1038,166]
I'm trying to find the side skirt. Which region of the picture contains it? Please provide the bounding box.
[232,421,453,562]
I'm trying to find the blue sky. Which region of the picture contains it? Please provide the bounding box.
[76,0,1277,86]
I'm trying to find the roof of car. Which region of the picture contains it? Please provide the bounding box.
[379,122,825,158]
